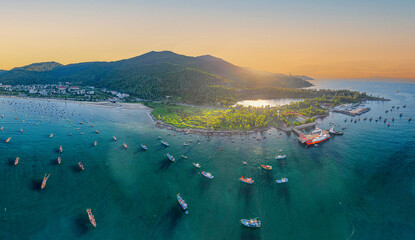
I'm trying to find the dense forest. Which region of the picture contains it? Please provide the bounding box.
[0,51,312,105]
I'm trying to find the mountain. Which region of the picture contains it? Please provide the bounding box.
[0,51,312,103]
[12,62,63,72]
[293,75,314,81]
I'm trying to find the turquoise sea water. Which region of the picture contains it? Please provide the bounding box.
[0,80,414,240]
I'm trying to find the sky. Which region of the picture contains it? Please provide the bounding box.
[1,0,415,79]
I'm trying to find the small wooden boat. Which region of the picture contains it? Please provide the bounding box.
[123,143,128,149]
[241,218,261,228]
[50,133,53,138]
[0,126,3,131]
[181,155,188,159]
[78,162,85,171]
[41,173,50,189]
[58,157,61,165]
[193,163,201,168]
[113,136,117,141]
[409,117,412,122]
[20,128,23,133]
[202,171,214,179]
[183,142,190,146]
[95,130,100,134]
[177,194,189,214]
[14,157,19,165]
[86,209,97,228]
[167,153,175,162]
[94,141,97,147]
[276,178,288,184]
[5,137,11,143]
[59,146,63,153]
[239,176,254,184]
[260,165,272,170]
[141,144,147,150]
[275,155,286,160]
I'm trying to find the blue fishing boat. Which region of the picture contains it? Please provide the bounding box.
[167,153,175,162]
[177,193,189,214]
[141,144,147,150]
[275,155,286,160]
[276,178,288,183]
[202,171,214,179]
[241,218,261,228]
[161,141,169,147]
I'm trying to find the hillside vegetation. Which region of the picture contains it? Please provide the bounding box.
[0,51,312,104]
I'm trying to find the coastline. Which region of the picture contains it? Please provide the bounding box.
[0,95,151,111]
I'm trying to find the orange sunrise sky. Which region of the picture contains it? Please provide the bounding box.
[1,0,414,79]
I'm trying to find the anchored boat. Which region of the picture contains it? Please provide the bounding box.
[141,144,148,150]
[86,209,97,228]
[78,162,85,171]
[161,141,169,147]
[239,176,254,184]
[41,173,50,189]
[177,194,189,214]
[202,171,214,179]
[167,153,175,162]
[275,155,286,160]
[241,218,261,228]
[193,163,201,168]
[260,165,272,170]
[276,178,288,183]
[14,157,19,165]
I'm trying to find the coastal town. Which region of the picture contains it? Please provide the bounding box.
[0,83,133,102]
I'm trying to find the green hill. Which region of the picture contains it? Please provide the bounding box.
[0,51,312,104]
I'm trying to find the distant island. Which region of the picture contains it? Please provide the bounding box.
[0,50,387,132]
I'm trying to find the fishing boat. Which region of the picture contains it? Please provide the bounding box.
[20,128,23,133]
[167,153,175,162]
[141,144,148,150]
[95,130,100,134]
[161,141,169,147]
[239,176,254,184]
[306,133,330,145]
[385,110,389,113]
[400,113,403,117]
[183,142,190,146]
[275,155,286,160]
[5,137,11,143]
[0,126,3,131]
[177,194,189,214]
[276,178,288,183]
[123,143,128,149]
[403,105,406,108]
[260,165,272,170]
[94,141,97,147]
[50,133,53,138]
[392,117,394,121]
[158,136,162,139]
[57,157,61,165]
[329,127,343,135]
[409,117,412,122]
[193,163,201,168]
[312,127,322,134]
[202,171,214,179]
[41,173,50,189]
[241,218,261,228]
[14,157,19,165]
[181,155,188,159]
[387,122,390,127]
[59,146,63,153]
[218,148,223,151]
[113,136,117,141]
[86,209,97,228]
[78,162,85,171]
